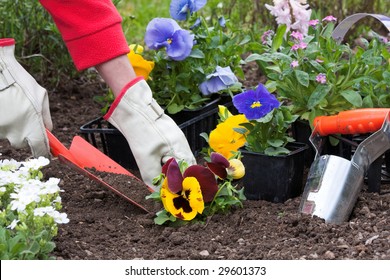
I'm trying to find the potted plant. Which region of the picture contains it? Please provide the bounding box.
[144,0,247,117]
[81,0,250,164]
[204,84,308,203]
[246,1,390,163]
[248,4,390,125]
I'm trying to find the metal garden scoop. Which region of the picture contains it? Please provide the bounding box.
[299,109,390,224]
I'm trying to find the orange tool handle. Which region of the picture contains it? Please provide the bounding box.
[313,108,390,136]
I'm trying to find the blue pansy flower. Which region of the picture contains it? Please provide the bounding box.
[199,66,238,96]
[190,17,202,29]
[233,84,280,120]
[144,18,194,61]
[170,0,208,21]
[218,16,226,28]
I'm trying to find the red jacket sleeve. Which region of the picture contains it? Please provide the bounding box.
[39,0,130,70]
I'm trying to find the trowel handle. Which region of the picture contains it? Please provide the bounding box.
[313,109,390,136]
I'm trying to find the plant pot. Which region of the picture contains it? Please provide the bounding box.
[79,117,139,170]
[240,142,308,203]
[168,96,222,125]
[291,119,352,166]
[79,95,236,170]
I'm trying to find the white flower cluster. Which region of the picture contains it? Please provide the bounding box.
[265,0,312,35]
[0,156,69,230]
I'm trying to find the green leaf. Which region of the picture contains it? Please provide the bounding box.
[154,210,176,225]
[362,95,374,107]
[295,70,310,87]
[272,24,287,51]
[244,53,264,63]
[189,49,205,59]
[307,84,332,109]
[340,90,363,107]
[167,103,185,114]
[267,139,284,147]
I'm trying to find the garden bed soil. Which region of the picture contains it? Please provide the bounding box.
[1,67,390,260]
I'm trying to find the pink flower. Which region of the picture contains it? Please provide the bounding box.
[316,73,327,84]
[291,41,307,51]
[261,30,274,45]
[290,31,304,41]
[322,15,337,22]
[290,60,299,68]
[309,19,319,26]
[316,58,324,63]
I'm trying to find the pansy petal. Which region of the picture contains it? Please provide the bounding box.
[233,84,280,120]
[183,177,204,216]
[210,152,230,168]
[160,177,179,214]
[166,158,183,193]
[144,18,181,50]
[206,162,227,179]
[209,114,248,158]
[183,165,218,202]
[166,29,194,61]
[162,157,175,175]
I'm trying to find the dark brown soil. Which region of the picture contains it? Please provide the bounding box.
[1,66,390,260]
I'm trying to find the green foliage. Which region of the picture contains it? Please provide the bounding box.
[146,6,248,114]
[147,159,245,226]
[0,0,82,90]
[236,106,298,155]
[0,157,68,260]
[247,18,390,125]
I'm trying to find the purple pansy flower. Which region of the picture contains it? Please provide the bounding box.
[144,18,194,61]
[233,84,280,120]
[170,0,207,21]
[199,66,238,96]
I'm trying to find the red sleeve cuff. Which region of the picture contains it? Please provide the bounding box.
[65,22,130,71]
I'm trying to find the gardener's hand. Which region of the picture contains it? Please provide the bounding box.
[104,77,196,190]
[0,38,53,158]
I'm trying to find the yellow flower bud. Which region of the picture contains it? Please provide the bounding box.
[218,105,233,118]
[227,159,245,179]
[129,44,144,54]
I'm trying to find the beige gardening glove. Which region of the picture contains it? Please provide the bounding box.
[104,77,196,190]
[0,38,53,158]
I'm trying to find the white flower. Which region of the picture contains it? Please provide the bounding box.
[34,206,69,224]
[52,212,69,224]
[40,177,61,195]
[289,0,311,35]
[22,156,50,170]
[0,158,21,170]
[7,219,19,230]
[265,0,312,35]
[10,181,41,212]
[34,206,56,217]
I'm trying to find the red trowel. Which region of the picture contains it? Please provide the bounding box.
[46,129,153,213]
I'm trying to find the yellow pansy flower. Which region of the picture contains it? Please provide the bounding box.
[127,45,154,80]
[161,176,204,221]
[209,114,248,159]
